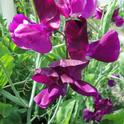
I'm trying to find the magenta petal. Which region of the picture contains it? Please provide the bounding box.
[60,74,74,84]
[81,0,97,18]
[50,59,89,81]
[10,20,52,53]
[34,88,50,109]
[65,18,88,60]
[83,109,94,122]
[9,14,31,32]
[114,16,124,27]
[94,99,112,114]
[70,80,99,97]
[93,99,113,122]
[49,59,88,68]
[32,68,58,86]
[54,0,71,17]
[112,8,119,19]
[94,8,102,20]
[55,0,86,17]
[33,0,60,30]
[87,30,120,62]
[69,0,86,17]
[112,8,124,27]
[34,86,66,108]
[83,99,112,122]
[108,79,116,87]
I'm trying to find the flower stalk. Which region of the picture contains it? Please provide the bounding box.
[27,53,41,124]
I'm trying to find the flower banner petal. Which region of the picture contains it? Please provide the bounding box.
[9,15,52,53]
[33,0,60,30]
[81,0,97,18]
[65,18,88,60]
[9,14,31,32]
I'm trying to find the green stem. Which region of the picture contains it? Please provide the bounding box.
[87,21,98,33]
[0,60,27,107]
[0,90,26,107]
[27,53,41,124]
[48,96,62,124]
[4,78,31,89]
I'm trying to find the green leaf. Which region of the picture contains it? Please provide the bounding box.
[0,102,22,124]
[14,47,26,54]
[0,55,15,88]
[0,43,10,57]
[70,99,80,124]
[99,0,117,37]
[0,102,13,118]
[0,90,27,107]
[56,99,76,124]
[119,52,124,74]
[103,109,124,124]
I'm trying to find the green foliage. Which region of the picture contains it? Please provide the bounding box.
[56,99,76,124]
[99,0,117,37]
[0,102,22,124]
[102,109,124,124]
[0,55,15,88]
[119,52,124,75]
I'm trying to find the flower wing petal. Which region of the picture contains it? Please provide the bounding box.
[34,85,66,108]
[87,30,120,62]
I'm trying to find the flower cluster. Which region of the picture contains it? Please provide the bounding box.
[83,99,112,122]
[32,59,99,108]
[94,8,124,27]
[9,0,120,122]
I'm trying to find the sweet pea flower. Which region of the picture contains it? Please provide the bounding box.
[83,99,112,122]
[65,18,120,62]
[33,0,60,30]
[94,7,103,19]
[94,8,124,27]
[112,8,124,27]
[108,80,116,87]
[32,59,99,108]
[107,74,119,87]
[54,0,97,18]
[33,0,97,26]
[9,14,52,53]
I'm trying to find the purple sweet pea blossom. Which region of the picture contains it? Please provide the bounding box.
[107,74,119,87]
[33,0,97,27]
[94,8,124,27]
[33,0,60,30]
[94,7,103,19]
[112,8,124,27]
[108,80,116,87]
[9,14,52,53]
[83,99,112,122]
[54,0,97,18]
[34,85,66,108]
[65,18,120,62]
[32,59,99,108]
